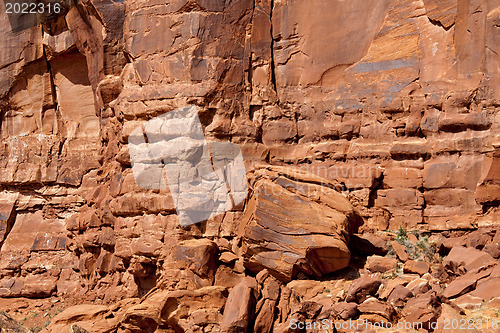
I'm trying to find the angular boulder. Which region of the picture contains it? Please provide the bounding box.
[239,165,362,281]
[346,274,383,303]
[43,304,116,333]
[391,241,409,262]
[444,246,495,273]
[159,239,218,291]
[365,255,397,273]
[350,233,389,256]
[435,304,480,333]
[220,277,258,333]
[403,260,430,276]
[358,298,397,322]
[387,285,413,307]
[443,265,493,299]
[331,302,358,320]
[402,291,441,330]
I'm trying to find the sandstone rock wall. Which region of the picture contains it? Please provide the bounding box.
[1,0,500,305]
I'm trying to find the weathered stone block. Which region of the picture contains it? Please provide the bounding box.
[438,112,492,132]
[374,189,424,208]
[308,141,349,160]
[390,139,429,159]
[261,119,296,145]
[269,144,311,163]
[347,140,392,159]
[424,189,479,208]
[383,167,423,188]
[423,155,483,190]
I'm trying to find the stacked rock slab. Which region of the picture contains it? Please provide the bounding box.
[238,165,362,282]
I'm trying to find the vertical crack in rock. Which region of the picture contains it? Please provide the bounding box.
[247,0,257,99]
[42,44,67,156]
[368,173,384,208]
[42,46,59,118]
[269,0,278,96]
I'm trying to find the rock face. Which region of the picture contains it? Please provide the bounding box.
[1,0,500,332]
[0,311,30,333]
[239,165,361,281]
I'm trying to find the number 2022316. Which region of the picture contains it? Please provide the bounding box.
[5,2,62,14]
[442,318,499,330]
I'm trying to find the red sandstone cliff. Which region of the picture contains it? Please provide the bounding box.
[0,0,500,332]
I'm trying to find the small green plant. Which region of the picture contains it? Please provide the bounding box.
[417,236,429,250]
[324,288,331,293]
[391,228,439,263]
[395,227,408,244]
[382,271,399,279]
[416,236,436,260]
[381,262,402,280]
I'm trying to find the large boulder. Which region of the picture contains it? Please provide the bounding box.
[220,277,258,333]
[238,165,362,282]
[346,274,383,303]
[120,286,228,333]
[444,246,495,273]
[44,287,228,333]
[159,238,219,291]
[42,304,119,333]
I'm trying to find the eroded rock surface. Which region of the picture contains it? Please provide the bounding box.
[239,165,361,281]
[1,0,500,332]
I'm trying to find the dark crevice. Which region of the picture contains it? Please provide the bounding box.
[293,109,299,143]
[42,46,58,115]
[248,51,254,98]
[482,202,500,214]
[123,51,134,63]
[367,173,384,208]
[42,45,67,156]
[419,186,427,225]
[0,208,17,250]
[269,0,278,96]
[427,17,455,31]
[0,104,5,133]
